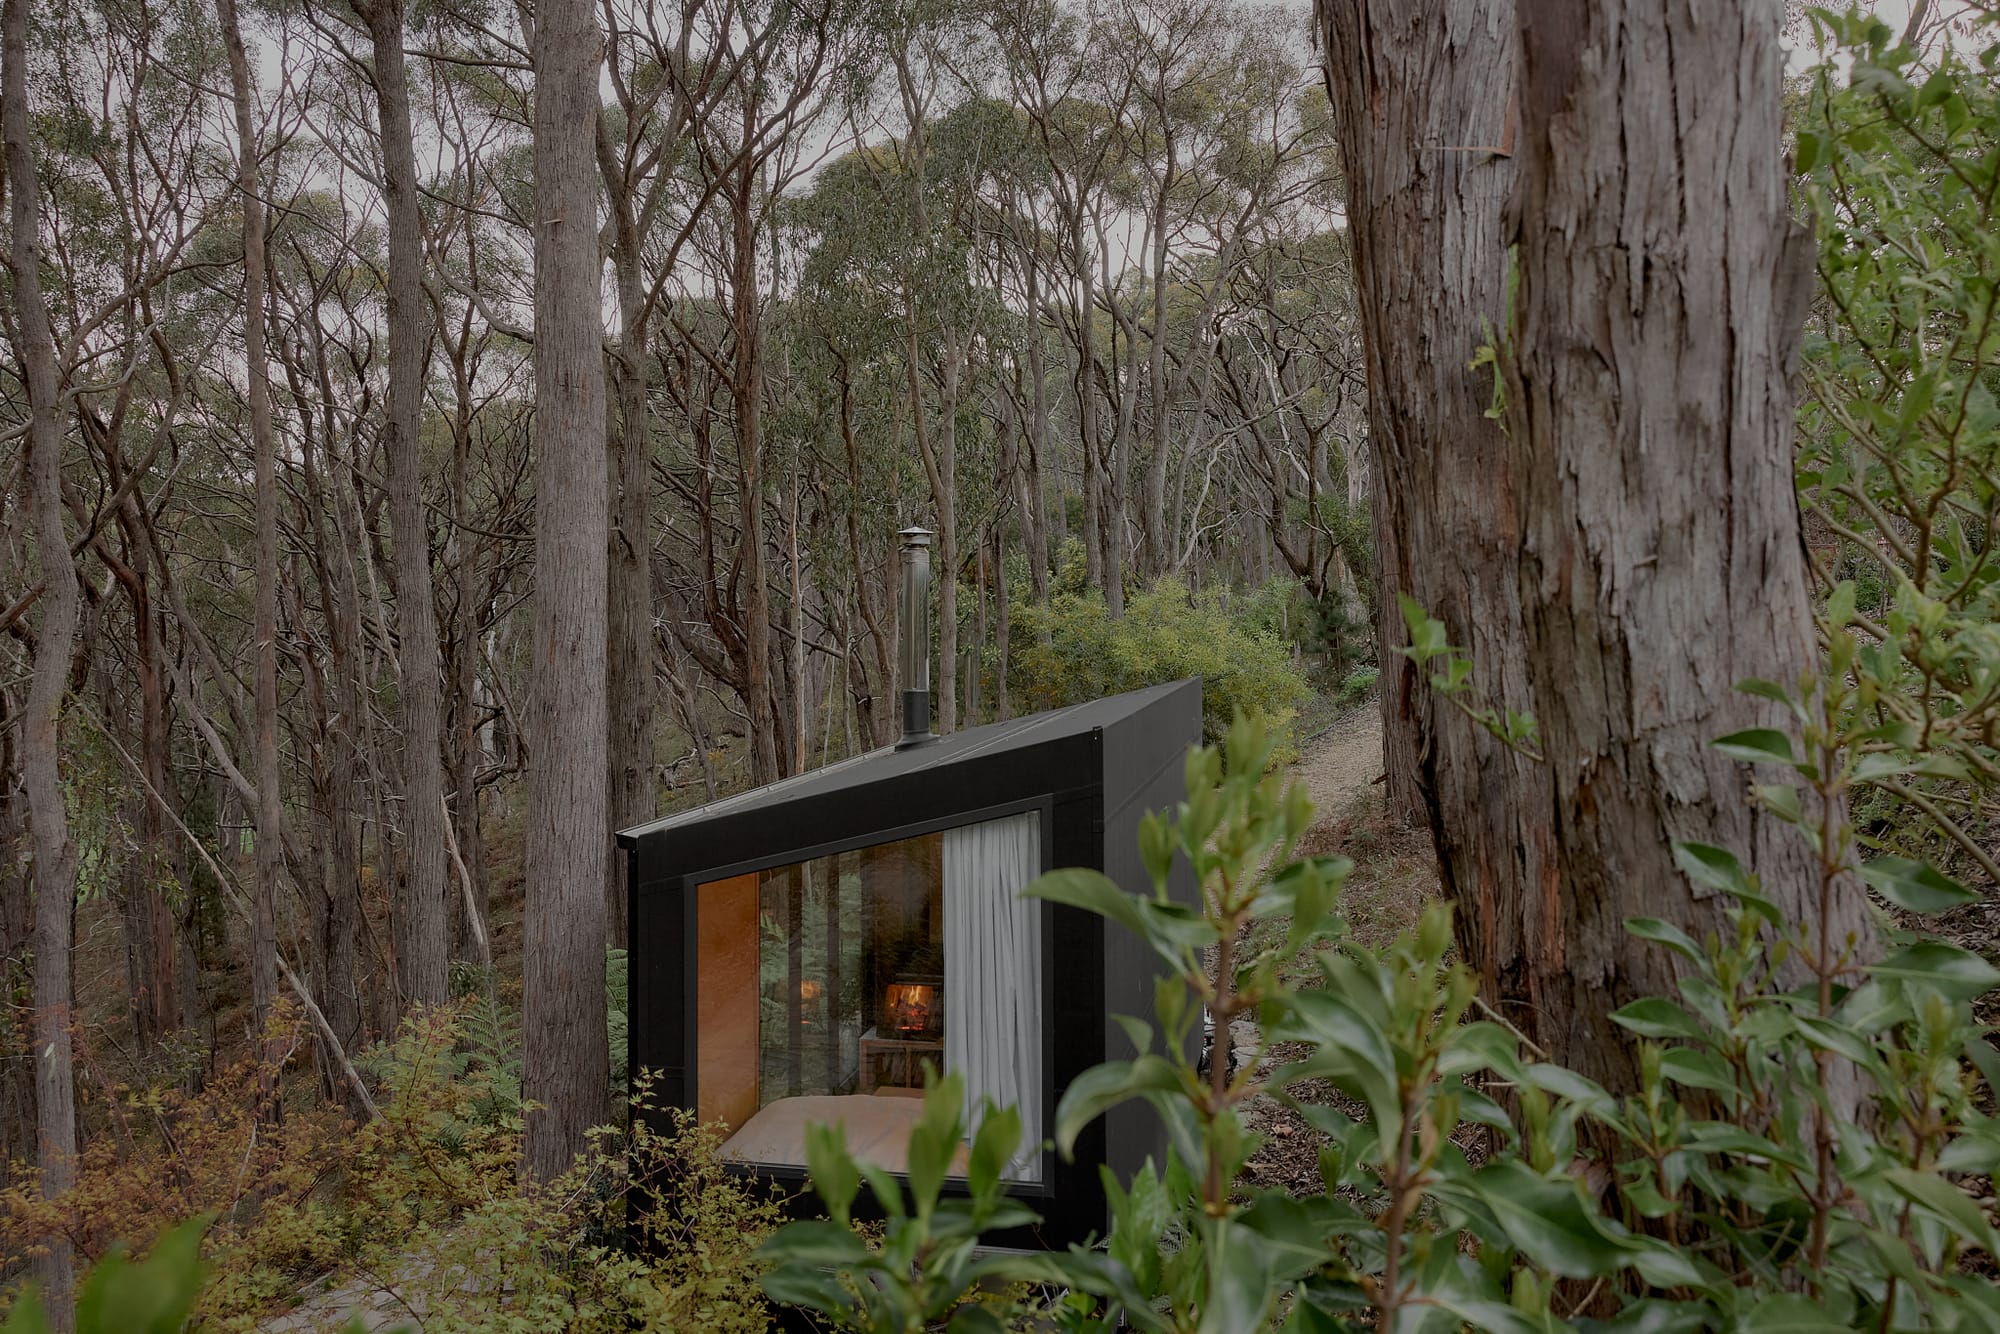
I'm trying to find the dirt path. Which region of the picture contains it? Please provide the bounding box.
[1292,706,1383,829]
[1233,705,1440,1196]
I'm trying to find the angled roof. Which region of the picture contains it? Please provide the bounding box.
[616,677,1197,845]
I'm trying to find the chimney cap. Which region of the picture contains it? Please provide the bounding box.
[898,526,933,545]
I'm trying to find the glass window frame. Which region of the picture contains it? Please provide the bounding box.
[679,793,1059,1196]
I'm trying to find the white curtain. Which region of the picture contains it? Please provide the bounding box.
[943,811,1043,1182]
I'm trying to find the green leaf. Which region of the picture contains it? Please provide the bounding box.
[1659,1047,1734,1094]
[1435,1021,1524,1081]
[1680,1121,1810,1171]
[1790,1014,1882,1072]
[1052,1056,1183,1158]
[1711,728,1798,767]
[1735,677,1807,721]
[0,1290,51,1334]
[804,1119,860,1223]
[1884,1166,2000,1255]
[906,1072,964,1216]
[1625,917,1704,965]
[1738,1293,1859,1332]
[1610,998,1706,1041]
[1521,1063,1617,1117]
[1860,856,1979,913]
[1235,1192,1347,1282]
[1026,868,1216,966]
[1871,941,2000,1001]
[69,1215,210,1334]
[1195,1217,1281,1334]
[1464,1161,1630,1279]
[759,1258,863,1316]
[967,1100,1022,1200]
[1672,842,1751,896]
[1624,1237,1709,1290]
[758,1218,872,1269]
[1796,129,1823,172]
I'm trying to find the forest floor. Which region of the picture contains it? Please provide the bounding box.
[1235,703,1445,1198]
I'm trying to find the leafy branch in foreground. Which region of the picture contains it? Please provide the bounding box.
[1395,594,1544,760]
[760,711,1998,1331]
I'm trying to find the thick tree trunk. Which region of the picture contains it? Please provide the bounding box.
[1502,0,1867,1090]
[216,0,281,1051]
[361,0,450,1009]
[1316,2,1560,1029]
[604,217,652,951]
[525,0,610,1181]
[7,0,80,1314]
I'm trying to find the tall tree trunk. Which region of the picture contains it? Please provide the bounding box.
[1099,217,1134,618]
[603,200,652,951]
[1071,220,1104,596]
[525,0,610,1180]
[934,351,960,733]
[1021,299,1051,613]
[1142,196,1173,578]
[835,365,896,747]
[105,504,177,1046]
[993,524,1011,720]
[6,0,79,1315]
[216,0,281,1053]
[361,0,450,1008]
[0,704,34,1200]
[727,137,780,785]
[447,382,488,965]
[289,332,370,1070]
[1315,4,1557,1027]
[1502,0,1867,1091]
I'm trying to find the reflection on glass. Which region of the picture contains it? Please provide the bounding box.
[694,813,1043,1183]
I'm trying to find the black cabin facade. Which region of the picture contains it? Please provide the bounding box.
[617,676,1202,1248]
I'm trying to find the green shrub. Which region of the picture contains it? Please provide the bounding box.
[3,1006,780,1332]
[762,716,2000,1332]
[1009,578,1311,754]
[1795,7,2000,886]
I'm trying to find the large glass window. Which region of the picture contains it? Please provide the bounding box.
[695,812,1043,1183]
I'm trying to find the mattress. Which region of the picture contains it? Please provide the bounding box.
[720,1093,966,1174]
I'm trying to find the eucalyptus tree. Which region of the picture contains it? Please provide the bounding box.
[6,0,80,1313]
[342,0,453,1011]
[1501,0,1871,1091]
[658,0,872,781]
[521,0,611,1178]
[782,160,925,748]
[595,0,740,940]
[989,0,1122,600]
[215,0,288,1051]
[42,0,230,1054]
[853,5,1012,732]
[1315,0,1568,1048]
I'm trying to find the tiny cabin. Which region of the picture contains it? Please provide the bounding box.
[616,675,1201,1248]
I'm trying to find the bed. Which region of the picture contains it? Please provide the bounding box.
[720,1092,967,1174]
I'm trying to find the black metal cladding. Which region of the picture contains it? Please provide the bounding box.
[618,677,1202,1249]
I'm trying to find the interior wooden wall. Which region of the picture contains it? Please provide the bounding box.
[696,872,761,1130]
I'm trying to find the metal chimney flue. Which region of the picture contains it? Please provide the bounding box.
[896,526,938,750]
